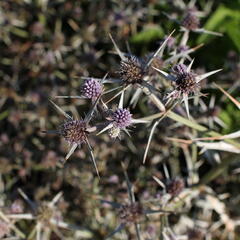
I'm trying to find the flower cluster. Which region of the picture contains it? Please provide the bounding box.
[112,108,132,129]
[1,0,238,239]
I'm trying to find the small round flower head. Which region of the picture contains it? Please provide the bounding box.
[118,202,143,224]
[59,120,87,145]
[171,63,198,98]
[119,55,145,85]
[112,108,132,129]
[81,78,102,100]
[108,126,121,139]
[181,8,200,30]
[166,178,185,197]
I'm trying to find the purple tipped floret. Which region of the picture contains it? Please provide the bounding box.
[112,108,132,129]
[172,63,188,75]
[81,78,102,100]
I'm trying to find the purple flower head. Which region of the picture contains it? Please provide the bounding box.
[81,78,102,100]
[177,45,189,53]
[166,178,185,197]
[112,108,132,129]
[181,8,200,30]
[172,63,188,75]
[118,202,143,224]
[59,120,87,145]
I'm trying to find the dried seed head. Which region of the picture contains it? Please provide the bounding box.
[172,63,198,97]
[112,108,132,129]
[118,202,143,224]
[120,55,145,84]
[187,228,204,240]
[81,78,102,100]
[166,178,185,197]
[181,9,200,30]
[108,126,121,138]
[59,120,87,145]
[0,220,10,238]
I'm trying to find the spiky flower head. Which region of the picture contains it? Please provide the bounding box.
[119,55,145,85]
[181,8,200,30]
[166,178,185,197]
[59,120,87,145]
[81,78,102,100]
[112,108,132,129]
[171,63,198,98]
[118,202,143,224]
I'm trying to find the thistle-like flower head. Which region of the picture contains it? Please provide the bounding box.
[181,8,200,31]
[166,178,185,197]
[118,202,143,224]
[119,55,145,85]
[112,108,132,129]
[172,63,198,98]
[81,78,102,100]
[59,120,87,145]
[153,60,222,118]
